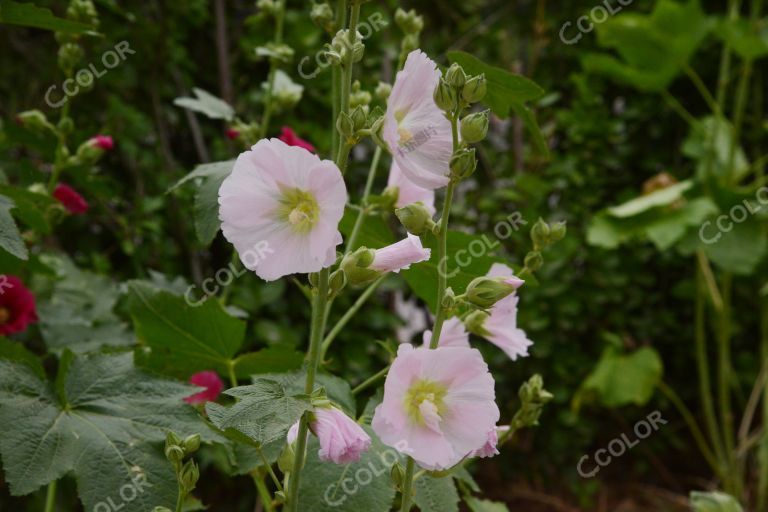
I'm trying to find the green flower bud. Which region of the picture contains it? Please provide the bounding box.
[329,268,347,296]
[350,40,365,63]
[182,434,201,454]
[308,272,320,288]
[512,374,553,429]
[350,106,367,132]
[401,33,419,56]
[336,111,355,140]
[179,460,199,492]
[58,43,83,74]
[390,461,406,488]
[57,117,74,135]
[341,247,379,285]
[164,445,184,466]
[530,218,551,249]
[444,63,466,89]
[310,2,334,32]
[375,82,392,101]
[549,221,567,242]
[433,78,456,112]
[524,250,543,272]
[394,8,423,35]
[395,202,436,236]
[278,442,295,474]
[449,148,477,179]
[350,82,372,108]
[462,74,487,103]
[460,110,489,144]
[67,0,98,27]
[465,276,517,308]
[165,431,182,448]
[464,310,489,336]
[441,287,457,310]
[15,110,54,133]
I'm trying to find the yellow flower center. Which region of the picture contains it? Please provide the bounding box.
[277,188,319,234]
[403,379,448,426]
[0,307,9,326]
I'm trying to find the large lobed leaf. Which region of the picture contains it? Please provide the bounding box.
[578,346,663,408]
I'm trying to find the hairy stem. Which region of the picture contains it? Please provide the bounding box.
[259,0,287,138]
[399,458,416,512]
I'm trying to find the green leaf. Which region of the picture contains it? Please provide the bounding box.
[700,217,767,275]
[297,426,396,512]
[128,281,245,378]
[645,198,718,250]
[233,346,304,378]
[578,347,663,408]
[0,351,218,511]
[414,475,459,512]
[0,194,28,260]
[38,255,134,353]
[0,1,95,34]
[682,117,749,182]
[173,88,235,121]
[607,181,693,218]
[582,0,711,91]
[206,378,312,446]
[339,207,395,251]
[690,491,744,512]
[465,497,510,512]
[509,101,550,158]
[447,51,545,116]
[168,160,235,193]
[0,185,56,234]
[0,337,45,379]
[252,371,356,416]
[715,18,768,60]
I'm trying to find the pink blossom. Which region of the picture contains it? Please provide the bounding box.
[53,183,89,215]
[369,234,431,273]
[372,344,499,470]
[422,317,469,348]
[487,262,525,290]
[470,425,509,458]
[313,407,371,464]
[482,293,533,360]
[184,371,224,404]
[278,126,315,153]
[89,135,114,151]
[383,50,453,190]
[286,421,300,444]
[225,128,239,140]
[386,160,435,215]
[218,138,347,281]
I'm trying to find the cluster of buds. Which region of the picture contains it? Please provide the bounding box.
[349,81,372,113]
[54,0,99,73]
[157,431,201,512]
[524,218,566,273]
[310,2,335,33]
[225,120,261,147]
[510,374,553,430]
[394,8,423,56]
[337,104,384,147]
[255,42,294,64]
[325,29,365,67]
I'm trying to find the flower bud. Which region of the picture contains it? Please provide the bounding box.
[58,117,74,135]
[391,461,406,488]
[15,110,54,133]
[165,431,182,448]
[336,111,355,140]
[395,202,436,236]
[179,460,199,492]
[164,445,184,466]
[401,33,419,56]
[329,268,347,296]
[278,439,296,473]
[465,277,517,308]
[441,287,457,310]
[433,78,456,112]
[350,81,372,108]
[444,63,466,89]
[394,8,423,35]
[513,374,553,429]
[310,2,334,32]
[67,0,99,27]
[182,434,201,454]
[460,110,489,144]
[341,247,380,285]
[549,221,567,242]
[449,148,477,179]
[350,106,367,131]
[375,82,392,101]
[462,74,487,103]
[524,250,543,272]
[351,40,365,63]
[464,310,490,336]
[58,43,83,74]
[530,218,551,249]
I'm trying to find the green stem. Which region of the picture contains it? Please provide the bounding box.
[399,457,416,512]
[346,146,383,251]
[661,90,697,125]
[256,446,283,492]
[718,273,739,495]
[759,296,768,510]
[259,0,287,139]
[226,360,238,388]
[174,482,184,512]
[320,275,386,360]
[44,480,57,512]
[253,470,274,512]
[684,64,721,116]
[352,365,389,395]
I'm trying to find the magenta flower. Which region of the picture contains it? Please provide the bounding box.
[372,344,499,470]
[313,406,371,464]
[89,135,114,151]
[369,234,431,273]
[218,138,347,281]
[278,126,316,153]
[383,50,453,190]
[0,275,38,336]
[422,317,469,348]
[386,160,435,215]
[53,183,89,215]
[225,128,240,140]
[184,371,224,404]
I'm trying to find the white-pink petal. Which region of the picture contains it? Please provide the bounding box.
[387,160,436,215]
[370,234,431,273]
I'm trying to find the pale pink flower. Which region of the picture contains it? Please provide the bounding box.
[487,262,525,290]
[482,293,533,360]
[370,234,430,273]
[313,406,371,464]
[383,50,452,190]
[422,317,469,348]
[286,421,300,444]
[372,344,499,470]
[386,160,435,215]
[470,425,510,458]
[218,138,347,281]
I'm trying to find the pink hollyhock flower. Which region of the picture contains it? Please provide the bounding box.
[225,128,240,140]
[218,138,347,281]
[383,50,453,190]
[470,425,510,458]
[422,317,469,348]
[386,160,435,215]
[369,234,430,273]
[184,371,225,404]
[0,275,38,336]
[53,183,89,215]
[481,293,533,360]
[487,262,525,290]
[278,126,315,153]
[286,421,301,444]
[313,406,371,464]
[89,135,114,151]
[372,344,499,470]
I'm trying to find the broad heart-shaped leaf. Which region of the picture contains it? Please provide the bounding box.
[173,88,235,121]
[128,281,245,379]
[38,254,134,353]
[578,347,663,408]
[0,194,28,260]
[252,370,356,416]
[0,1,95,33]
[168,160,234,244]
[582,0,711,91]
[607,181,693,218]
[233,346,304,379]
[402,230,509,311]
[715,18,768,60]
[206,378,312,446]
[414,475,459,512]
[689,491,744,512]
[698,216,767,275]
[465,497,510,512]
[0,344,219,511]
[297,426,396,512]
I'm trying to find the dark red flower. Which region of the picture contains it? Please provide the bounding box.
[225,128,240,140]
[53,183,89,215]
[184,371,225,404]
[278,126,315,153]
[89,134,114,151]
[0,275,38,336]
